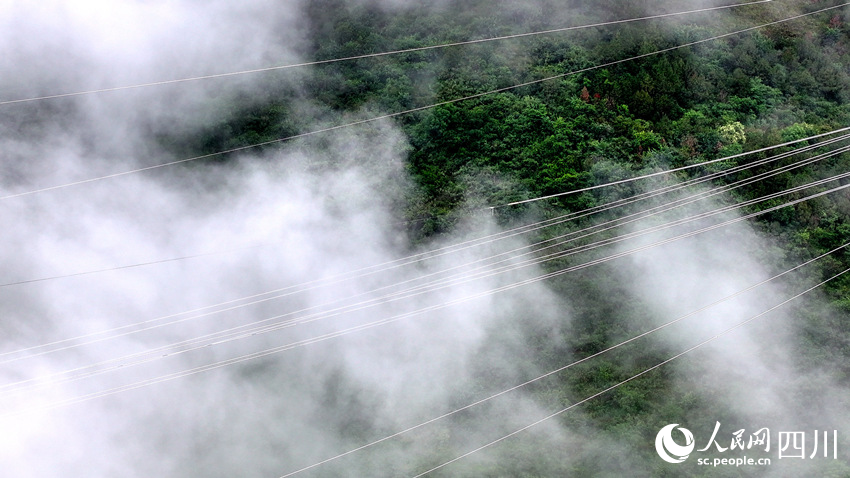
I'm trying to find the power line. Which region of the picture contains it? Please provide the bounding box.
[0,244,266,289]
[4,178,848,409]
[2,2,846,472]
[3,138,844,379]
[4,128,840,366]
[374,169,850,324]
[511,144,850,263]
[411,263,850,477]
[4,138,847,385]
[278,240,850,477]
[6,0,848,392]
[2,2,844,203]
[490,126,850,208]
[0,1,772,107]
[0,127,844,375]
[4,124,845,295]
[6,150,849,414]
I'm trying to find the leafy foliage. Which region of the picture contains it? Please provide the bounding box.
[168,2,850,474]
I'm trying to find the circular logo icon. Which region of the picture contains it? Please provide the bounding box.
[655,424,695,464]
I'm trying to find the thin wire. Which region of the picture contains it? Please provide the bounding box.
[5,156,846,392]
[3,179,847,407]
[278,240,850,477]
[357,169,850,324]
[7,130,843,365]
[2,2,844,203]
[503,179,850,288]
[508,145,850,265]
[4,144,847,391]
[0,2,841,352]
[1,128,845,379]
[491,125,850,208]
[411,265,850,477]
[0,243,267,289]
[1,3,844,468]
[0,0,773,107]
[7,147,850,415]
[3,185,843,416]
[4,125,843,294]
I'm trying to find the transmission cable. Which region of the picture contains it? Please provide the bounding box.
[3,125,844,296]
[3,141,846,387]
[3,178,848,408]
[411,263,850,477]
[278,240,850,476]
[491,126,850,208]
[3,139,848,388]
[3,124,847,368]
[0,0,772,107]
[2,2,844,202]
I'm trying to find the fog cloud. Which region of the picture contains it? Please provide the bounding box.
[0,2,584,477]
[2,1,848,477]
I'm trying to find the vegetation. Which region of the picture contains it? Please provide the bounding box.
[165,1,850,475]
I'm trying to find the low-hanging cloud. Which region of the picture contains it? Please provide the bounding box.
[3,1,848,477]
[0,1,592,477]
[611,183,850,475]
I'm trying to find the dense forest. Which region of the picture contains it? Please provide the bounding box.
[153,1,850,475]
[3,0,850,477]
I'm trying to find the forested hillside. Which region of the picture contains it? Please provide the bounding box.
[3,1,850,477]
[161,1,850,475]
